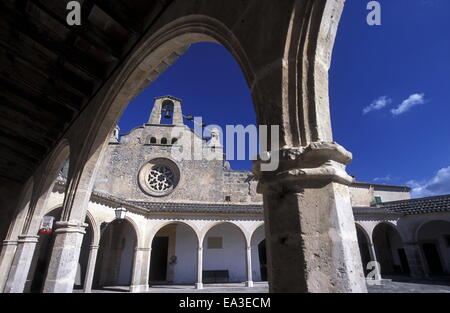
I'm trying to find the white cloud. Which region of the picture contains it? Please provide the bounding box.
[363,96,392,114]
[407,166,450,198]
[391,93,426,116]
[373,174,392,182]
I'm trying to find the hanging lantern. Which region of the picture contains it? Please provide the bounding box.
[114,207,127,220]
[39,216,54,234]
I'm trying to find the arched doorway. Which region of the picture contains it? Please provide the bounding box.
[355,224,372,276]
[149,222,198,285]
[250,225,266,282]
[202,223,246,284]
[26,207,94,293]
[373,223,410,277]
[258,240,267,282]
[93,219,137,290]
[417,220,450,276]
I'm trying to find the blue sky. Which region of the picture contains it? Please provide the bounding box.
[119,0,450,198]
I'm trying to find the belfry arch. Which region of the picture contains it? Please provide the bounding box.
[1,1,367,293]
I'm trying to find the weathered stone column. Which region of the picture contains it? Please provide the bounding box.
[403,242,427,278]
[196,246,203,289]
[3,235,39,293]
[42,221,87,293]
[130,247,151,293]
[82,245,99,293]
[245,245,253,287]
[0,240,18,292]
[254,143,368,293]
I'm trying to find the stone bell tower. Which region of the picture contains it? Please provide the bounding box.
[148,96,184,125]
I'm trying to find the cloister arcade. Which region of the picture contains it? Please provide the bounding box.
[1,1,449,295]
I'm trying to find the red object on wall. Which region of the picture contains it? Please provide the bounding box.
[38,228,53,235]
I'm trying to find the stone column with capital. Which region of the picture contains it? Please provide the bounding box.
[254,142,368,293]
[196,246,203,289]
[245,245,253,287]
[0,240,18,292]
[82,244,99,293]
[130,247,151,293]
[42,221,87,293]
[3,235,39,293]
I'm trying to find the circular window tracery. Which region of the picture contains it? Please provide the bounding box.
[147,165,175,192]
[138,158,180,196]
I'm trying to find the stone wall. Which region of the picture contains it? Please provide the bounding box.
[93,110,262,205]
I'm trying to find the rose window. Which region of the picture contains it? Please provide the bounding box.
[138,158,180,196]
[147,165,175,192]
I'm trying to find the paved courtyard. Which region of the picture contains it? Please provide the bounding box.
[79,278,450,293]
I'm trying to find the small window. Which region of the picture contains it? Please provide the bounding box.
[171,138,178,144]
[207,237,223,249]
[150,137,157,144]
[374,196,382,204]
[161,138,168,145]
[225,195,231,202]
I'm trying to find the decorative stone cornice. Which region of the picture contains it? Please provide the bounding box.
[254,141,354,193]
[2,240,18,246]
[17,235,39,243]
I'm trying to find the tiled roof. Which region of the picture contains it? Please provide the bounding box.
[352,206,401,216]
[376,194,450,215]
[128,201,263,214]
[55,179,450,216]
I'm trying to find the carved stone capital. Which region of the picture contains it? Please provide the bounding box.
[54,220,88,235]
[253,141,354,194]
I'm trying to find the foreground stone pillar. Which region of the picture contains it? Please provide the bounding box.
[3,235,39,293]
[83,245,99,293]
[42,221,86,293]
[245,245,253,287]
[130,247,151,293]
[403,242,427,278]
[255,143,367,293]
[0,240,18,292]
[196,246,203,289]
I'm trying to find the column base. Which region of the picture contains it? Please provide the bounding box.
[195,283,203,289]
[245,281,254,287]
[129,284,149,293]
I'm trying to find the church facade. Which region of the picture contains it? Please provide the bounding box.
[5,96,450,293]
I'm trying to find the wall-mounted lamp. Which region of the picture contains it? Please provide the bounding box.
[114,207,127,220]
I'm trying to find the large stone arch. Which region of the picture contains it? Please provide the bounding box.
[148,221,200,285]
[415,220,450,275]
[201,221,249,246]
[148,220,201,246]
[2,139,70,293]
[201,221,248,284]
[29,1,365,293]
[93,218,138,289]
[355,223,373,275]
[250,224,266,282]
[26,139,71,235]
[372,222,409,277]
